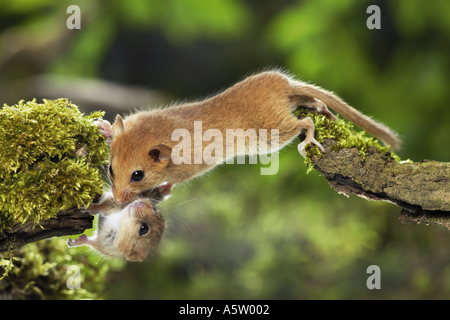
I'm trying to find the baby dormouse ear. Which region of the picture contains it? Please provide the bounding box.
[112,114,125,136]
[148,144,172,164]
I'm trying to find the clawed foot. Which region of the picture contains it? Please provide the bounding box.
[296,117,326,158]
[83,203,103,215]
[306,99,337,121]
[67,234,92,247]
[94,119,113,144]
[294,95,338,121]
[298,138,325,158]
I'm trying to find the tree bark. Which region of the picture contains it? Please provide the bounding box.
[0,209,92,252]
[307,138,450,229]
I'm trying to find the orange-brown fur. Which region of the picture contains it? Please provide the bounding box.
[109,70,400,204]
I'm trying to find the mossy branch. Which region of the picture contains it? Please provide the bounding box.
[0,208,93,252]
[297,108,450,230]
[0,99,109,252]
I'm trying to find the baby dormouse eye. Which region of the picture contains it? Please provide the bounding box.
[109,165,114,177]
[139,223,149,236]
[131,170,144,182]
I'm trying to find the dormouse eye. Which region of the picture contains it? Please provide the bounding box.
[131,170,144,182]
[139,223,149,236]
[109,165,114,177]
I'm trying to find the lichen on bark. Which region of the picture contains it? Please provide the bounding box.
[297,108,450,229]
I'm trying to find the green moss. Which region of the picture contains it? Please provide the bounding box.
[0,237,124,299]
[0,98,110,231]
[294,108,400,173]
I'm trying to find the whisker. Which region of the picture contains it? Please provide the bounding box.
[174,197,198,206]
[169,205,197,238]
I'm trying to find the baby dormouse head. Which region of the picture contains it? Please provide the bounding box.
[110,115,173,204]
[116,199,165,261]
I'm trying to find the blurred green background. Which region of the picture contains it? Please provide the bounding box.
[2,0,450,299]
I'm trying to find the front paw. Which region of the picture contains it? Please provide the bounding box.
[66,237,77,247]
[67,234,90,247]
[83,203,103,215]
[94,119,113,144]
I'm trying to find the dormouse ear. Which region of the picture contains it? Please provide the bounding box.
[112,114,125,136]
[127,249,145,262]
[148,144,172,164]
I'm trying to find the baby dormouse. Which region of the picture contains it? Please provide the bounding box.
[66,184,172,261]
[103,70,400,204]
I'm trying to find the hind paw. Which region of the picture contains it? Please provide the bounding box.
[298,139,325,158]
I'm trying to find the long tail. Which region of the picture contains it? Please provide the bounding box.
[292,82,401,151]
